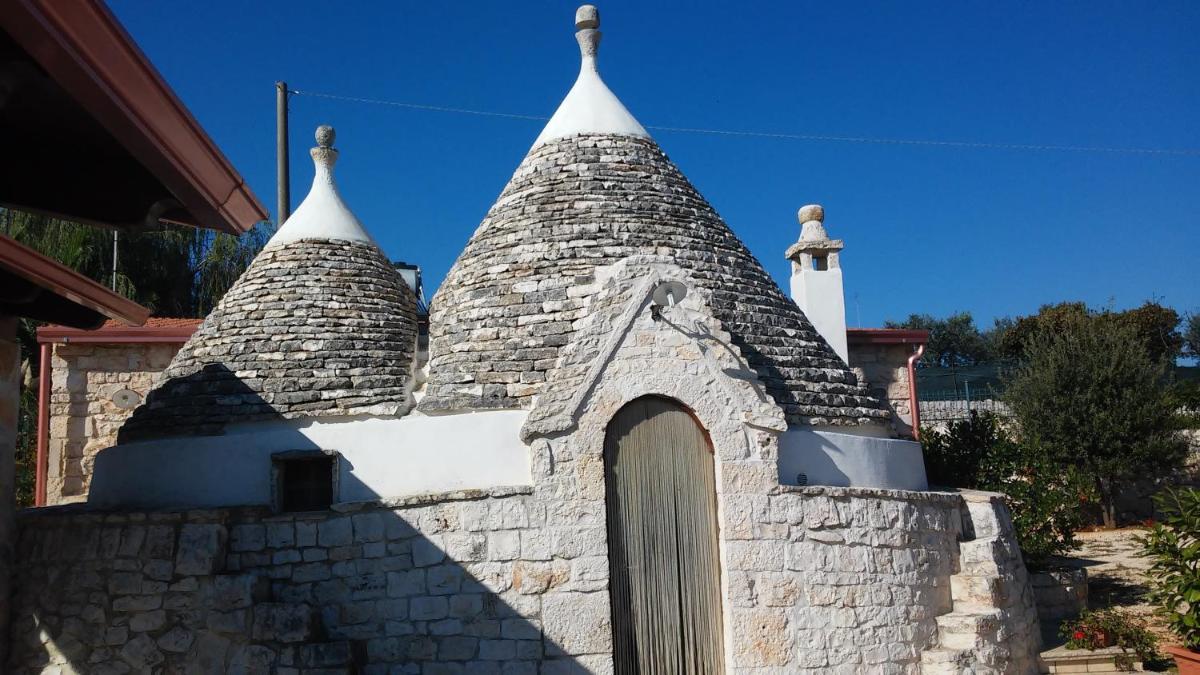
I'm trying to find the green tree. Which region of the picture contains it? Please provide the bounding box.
[1000,301,1182,363]
[1004,316,1188,527]
[885,311,991,367]
[1183,313,1200,360]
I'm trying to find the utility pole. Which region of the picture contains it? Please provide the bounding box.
[276,81,290,226]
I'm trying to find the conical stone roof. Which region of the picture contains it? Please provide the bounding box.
[120,127,418,442]
[421,7,886,427]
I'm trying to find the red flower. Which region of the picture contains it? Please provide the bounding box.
[1073,630,1086,641]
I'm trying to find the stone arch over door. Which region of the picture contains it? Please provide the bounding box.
[604,395,725,674]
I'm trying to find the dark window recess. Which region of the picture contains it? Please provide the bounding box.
[274,453,336,512]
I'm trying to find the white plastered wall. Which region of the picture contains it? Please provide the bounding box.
[790,267,849,364]
[88,411,531,509]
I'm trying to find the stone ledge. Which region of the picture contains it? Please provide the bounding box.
[332,485,535,511]
[16,485,536,526]
[1041,644,1145,673]
[772,484,964,505]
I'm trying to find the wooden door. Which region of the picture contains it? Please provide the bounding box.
[605,396,725,674]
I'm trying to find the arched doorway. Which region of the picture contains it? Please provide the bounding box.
[604,396,725,674]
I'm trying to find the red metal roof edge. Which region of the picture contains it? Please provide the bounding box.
[1,235,150,327]
[847,328,930,345]
[38,317,200,343]
[2,0,269,234]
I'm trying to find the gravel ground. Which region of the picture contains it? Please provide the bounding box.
[1060,528,1172,642]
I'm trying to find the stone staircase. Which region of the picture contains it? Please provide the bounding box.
[921,491,1042,674]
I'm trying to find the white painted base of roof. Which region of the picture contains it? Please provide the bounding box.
[88,411,531,509]
[778,427,929,491]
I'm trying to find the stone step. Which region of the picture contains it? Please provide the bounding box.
[936,608,1004,650]
[920,646,976,674]
[952,574,1014,607]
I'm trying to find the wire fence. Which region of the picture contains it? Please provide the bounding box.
[919,398,1012,424]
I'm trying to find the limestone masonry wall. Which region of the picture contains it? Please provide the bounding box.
[10,488,594,674]
[45,342,180,504]
[849,341,917,437]
[10,488,1040,674]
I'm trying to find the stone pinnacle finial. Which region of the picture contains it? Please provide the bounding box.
[311,125,338,168]
[315,125,335,148]
[575,5,601,61]
[576,5,599,30]
[798,204,824,225]
[797,204,833,243]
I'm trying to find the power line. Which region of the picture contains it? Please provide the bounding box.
[291,88,1200,157]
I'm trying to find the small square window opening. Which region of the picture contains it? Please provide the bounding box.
[272,451,337,512]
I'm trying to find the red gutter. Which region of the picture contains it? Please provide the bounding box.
[34,342,50,507]
[847,328,929,345]
[907,344,926,441]
[847,328,929,441]
[37,320,200,344]
[0,0,268,233]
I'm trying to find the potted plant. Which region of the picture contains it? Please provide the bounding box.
[1058,608,1157,672]
[1141,488,1200,673]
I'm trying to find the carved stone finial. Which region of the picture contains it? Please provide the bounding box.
[311,125,338,168]
[798,204,824,225]
[575,5,599,30]
[795,203,839,246]
[315,125,336,148]
[575,5,601,60]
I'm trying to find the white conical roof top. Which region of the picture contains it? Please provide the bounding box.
[268,125,376,248]
[531,5,648,148]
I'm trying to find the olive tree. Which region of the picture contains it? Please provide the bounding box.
[1005,316,1188,527]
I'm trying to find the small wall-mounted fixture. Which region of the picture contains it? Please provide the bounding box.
[272,450,339,512]
[110,388,141,410]
[650,280,688,321]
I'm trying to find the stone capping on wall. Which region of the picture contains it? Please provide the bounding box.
[17,485,538,525]
[772,483,966,506]
[330,486,536,513]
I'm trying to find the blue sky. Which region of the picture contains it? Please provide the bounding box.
[109,1,1199,329]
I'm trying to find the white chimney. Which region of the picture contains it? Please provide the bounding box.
[785,204,848,363]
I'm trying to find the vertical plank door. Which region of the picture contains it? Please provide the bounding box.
[605,396,725,674]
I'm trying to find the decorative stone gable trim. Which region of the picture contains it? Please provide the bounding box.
[522,256,787,443]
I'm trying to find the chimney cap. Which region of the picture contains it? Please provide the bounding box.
[798,204,824,224]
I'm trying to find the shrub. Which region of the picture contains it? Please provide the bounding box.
[1059,608,1158,671]
[920,411,1001,488]
[981,446,1092,567]
[1141,488,1200,650]
[920,412,1092,567]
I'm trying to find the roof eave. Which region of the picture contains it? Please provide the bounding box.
[0,235,150,328]
[847,328,930,345]
[1,0,269,234]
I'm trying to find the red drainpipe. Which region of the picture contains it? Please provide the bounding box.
[907,343,925,441]
[35,342,50,506]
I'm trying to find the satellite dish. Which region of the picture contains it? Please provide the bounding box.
[111,388,141,410]
[651,280,688,307]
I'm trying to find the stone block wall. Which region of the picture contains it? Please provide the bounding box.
[724,486,963,671]
[848,341,917,437]
[45,342,180,504]
[9,487,613,674]
[11,487,983,674]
